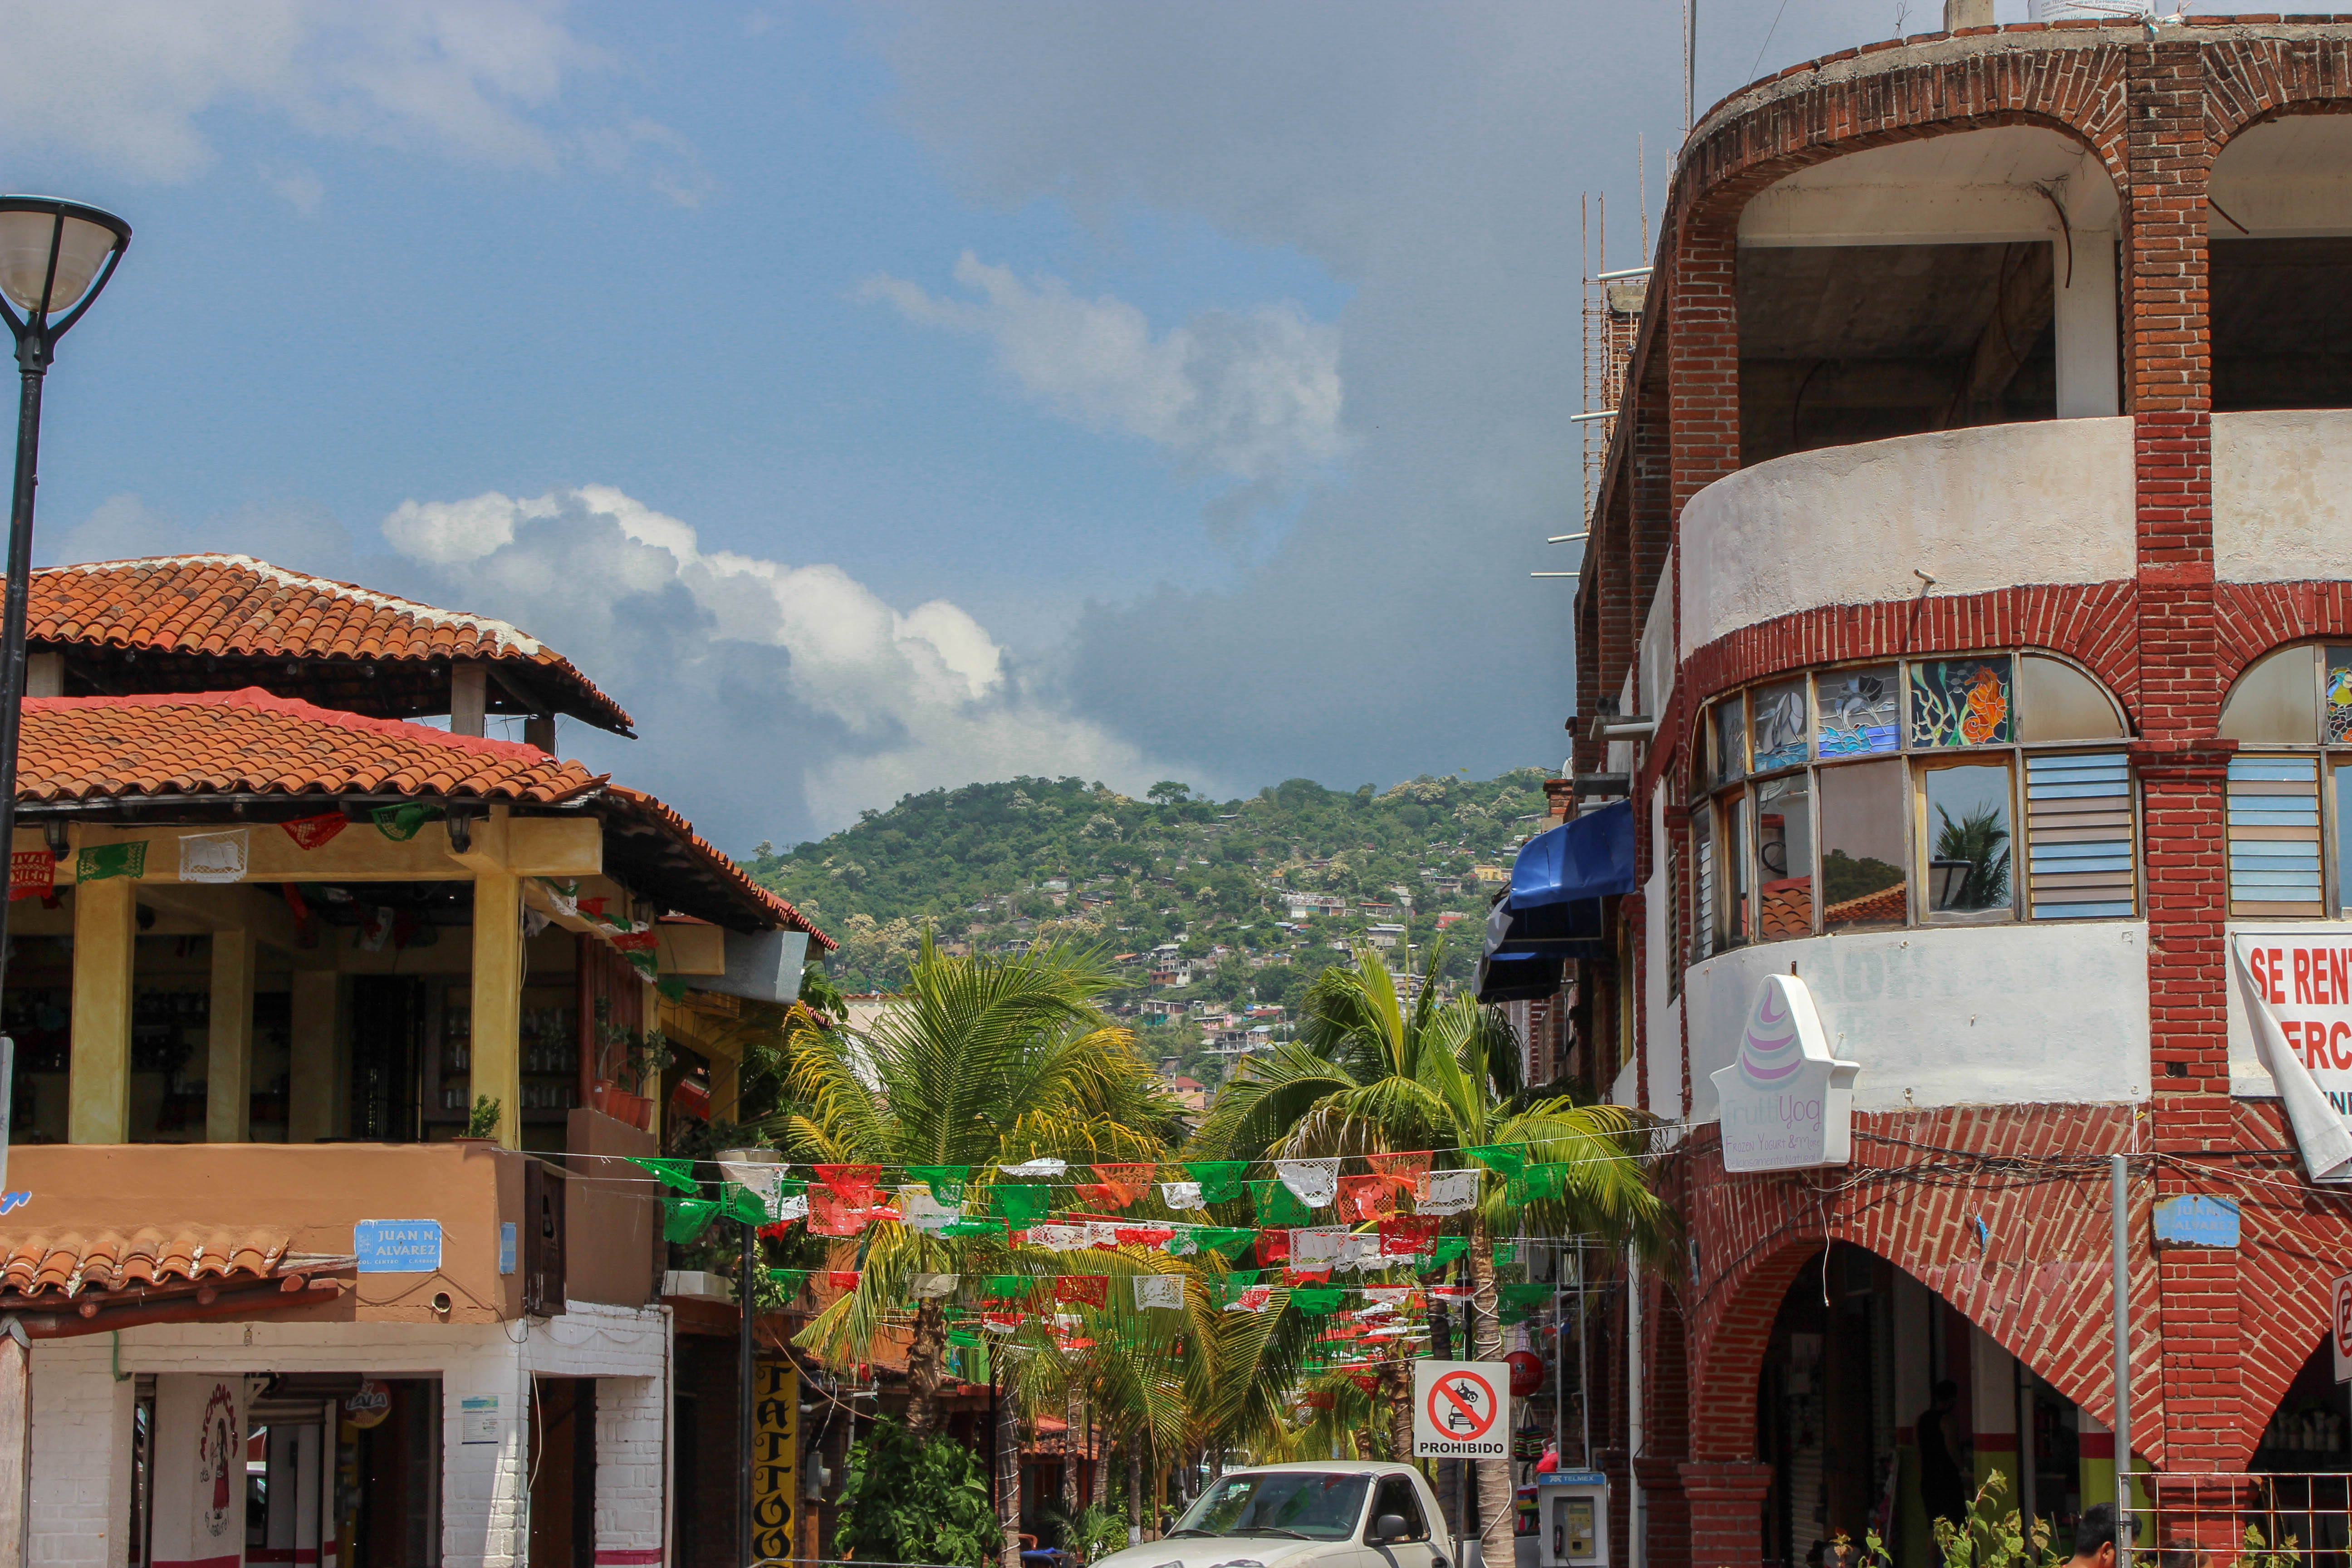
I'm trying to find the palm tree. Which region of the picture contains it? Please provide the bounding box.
[1191,945,1671,1558]
[778,937,1176,1435]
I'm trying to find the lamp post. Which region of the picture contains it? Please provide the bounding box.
[717,1148,784,1568]
[0,197,129,1568]
[0,199,131,997]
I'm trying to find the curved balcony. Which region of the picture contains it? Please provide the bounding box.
[1678,418,2136,656]
[2214,408,2352,583]
[1682,920,2152,1121]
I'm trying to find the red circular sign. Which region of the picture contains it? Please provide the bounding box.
[2335,1277,2352,1360]
[1506,1350,1545,1397]
[1427,1369,1500,1441]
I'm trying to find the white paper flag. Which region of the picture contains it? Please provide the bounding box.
[1418,1169,1479,1216]
[1334,1233,1383,1273]
[1029,1224,1095,1251]
[901,1190,959,1235]
[179,828,249,883]
[1001,1156,1067,1178]
[1290,1227,1350,1268]
[1160,1181,1205,1211]
[1133,1274,1184,1311]
[1275,1157,1341,1208]
[773,1192,809,1223]
[1361,1285,1414,1306]
[910,1273,960,1298]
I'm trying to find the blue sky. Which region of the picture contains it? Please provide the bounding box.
[6,0,2096,852]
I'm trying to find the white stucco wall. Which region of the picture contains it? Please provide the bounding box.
[1681,921,2151,1122]
[30,1303,671,1568]
[2213,410,2352,583]
[1639,550,1675,721]
[1678,418,2136,656]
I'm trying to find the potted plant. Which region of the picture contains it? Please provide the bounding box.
[590,998,671,1131]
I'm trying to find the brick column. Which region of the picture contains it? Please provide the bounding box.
[1678,1460,1770,1568]
[2125,33,2241,1475]
[1666,212,1740,531]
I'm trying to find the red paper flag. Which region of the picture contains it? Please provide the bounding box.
[1254,1228,1291,1267]
[281,813,348,851]
[1054,1275,1110,1308]
[1082,1163,1157,1210]
[1367,1151,1432,1199]
[815,1164,884,1206]
[1378,1215,1438,1257]
[808,1187,872,1236]
[8,850,51,902]
[1335,1174,1397,1223]
[1284,1266,1334,1284]
[1348,1373,1380,1395]
[826,1270,861,1290]
[1115,1226,1176,1248]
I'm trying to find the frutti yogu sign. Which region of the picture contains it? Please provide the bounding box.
[1710,974,1860,1172]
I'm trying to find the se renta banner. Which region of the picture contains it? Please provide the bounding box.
[2230,935,2352,1183]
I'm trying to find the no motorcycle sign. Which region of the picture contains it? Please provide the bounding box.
[1414,1359,1511,1458]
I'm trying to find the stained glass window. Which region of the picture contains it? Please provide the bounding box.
[1909,656,2013,749]
[1815,665,1900,758]
[1713,696,1746,784]
[1750,680,1808,771]
[2328,647,2352,744]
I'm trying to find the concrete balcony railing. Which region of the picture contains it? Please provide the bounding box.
[1,1109,660,1333]
[2213,407,2352,583]
[1678,417,2137,656]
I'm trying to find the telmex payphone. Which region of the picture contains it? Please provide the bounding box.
[1536,1471,1609,1568]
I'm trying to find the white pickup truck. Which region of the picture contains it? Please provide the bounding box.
[1090,1463,1458,1568]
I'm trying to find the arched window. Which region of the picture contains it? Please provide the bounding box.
[1687,652,2132,961]
[2216,644,2352,917]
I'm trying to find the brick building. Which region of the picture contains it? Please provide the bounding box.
[1554,14,2352,1568]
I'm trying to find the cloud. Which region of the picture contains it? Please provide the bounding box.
[0,0,704,201]
[863,251,1344,509]
[377,485,1199,846]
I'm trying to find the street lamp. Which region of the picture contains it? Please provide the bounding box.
[0,194,129,1568]
[0,198,130,999]
[716,1147,784,1568]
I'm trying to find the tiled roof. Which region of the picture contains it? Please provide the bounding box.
[18,689,604,804]
[0,1228,290,1299]
[29,554,632,734]
[602,785,833,947]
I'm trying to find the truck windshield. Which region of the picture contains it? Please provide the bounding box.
[1171,1471,1373,1541]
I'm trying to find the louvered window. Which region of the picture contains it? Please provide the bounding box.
[2227,755,2324,916]
[1693,815,1715,961]
[2024,752,2136,919]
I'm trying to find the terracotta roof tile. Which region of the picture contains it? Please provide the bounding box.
[603,785,832,947]
[18,689,604,804]
[29,554,632,733]
[0,1229,289,1298]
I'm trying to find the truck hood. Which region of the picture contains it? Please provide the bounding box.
[1092,1536,1336,1568]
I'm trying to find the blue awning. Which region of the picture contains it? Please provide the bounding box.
[1476,801,1633,1003]
[1510,800,1635,908]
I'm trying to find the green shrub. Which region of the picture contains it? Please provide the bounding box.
[833,1415,998,1568]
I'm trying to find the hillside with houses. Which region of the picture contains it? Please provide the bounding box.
[748,769,1557,1085]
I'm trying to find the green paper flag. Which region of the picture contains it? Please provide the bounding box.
[1183,1160,1247,1203]
[769,1269,810,1291]
[1500,1304,1532,1324]
[1494,1241,1519,1266]
[370,802,444,842]
[1500,1282,1552,1306]
[983,1274,1032,1302]
[1417,1237,1470,1271]
[661,1195,718,1242]
[719,1183,769,1225]
[1291,1286,1346,1317]
[632,1157,701,1194]
[989,1184,1050,1224]
[1208,1272,1261,1308]
[908,1165,971,1203]
[1464,1143,1527,1179]
[941,1219,1001,1239]
[656,976,689,1002]
[75,841,147,883]
[1508,1163,1569,1204]
[1203,1226,1259,1260]
[1249,1179,1310,1227]
[948,1329,982,1349]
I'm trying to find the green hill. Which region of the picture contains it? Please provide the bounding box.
[745,770,1558,1060]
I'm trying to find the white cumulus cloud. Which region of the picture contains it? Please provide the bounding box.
[377,484,1198,843]
[862,251,1345,505]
